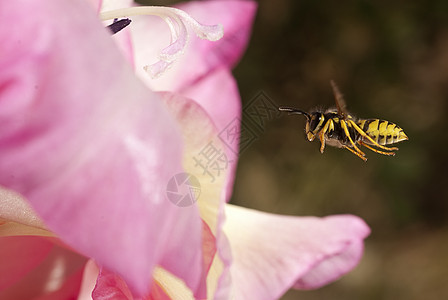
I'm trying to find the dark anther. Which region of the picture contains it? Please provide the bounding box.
[107,18,132,34]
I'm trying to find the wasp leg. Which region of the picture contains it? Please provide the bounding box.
[318,120,331,153]
[318,133,325,153]
[359,141,396,156]
[347,120,399,151]
[340,120,366,157]
[343,145,368,162]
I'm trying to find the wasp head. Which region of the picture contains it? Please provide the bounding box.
[305,112,326,141]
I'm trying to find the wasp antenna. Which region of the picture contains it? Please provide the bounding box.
[278,106,310,119]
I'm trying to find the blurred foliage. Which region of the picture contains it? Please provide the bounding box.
[137,0,448,299]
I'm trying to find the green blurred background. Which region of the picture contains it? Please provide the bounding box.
[139,1,448,299]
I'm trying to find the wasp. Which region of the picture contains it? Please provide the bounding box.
[279,81,408,161]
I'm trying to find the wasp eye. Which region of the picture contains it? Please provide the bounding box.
[309,114,322,131]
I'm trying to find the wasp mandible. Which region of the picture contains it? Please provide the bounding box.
[279,81,408,161]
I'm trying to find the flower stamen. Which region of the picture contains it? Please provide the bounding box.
[107,18,132,34]
[100,7,224,78]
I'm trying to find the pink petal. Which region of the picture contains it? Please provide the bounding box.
[89,90,234,299]
[0,236,53,291]
[92,268,134,300]
[34,268,85,300]
[91,267,173,300]
[89,221,215,299]
[88,0,103,13]
[0,0,204,296]
[201,220,217,276]
[0,236,87,299]
[223,205,370,299]
[182,68,241,202]
[159,91,234,299]
[131,0,257,92]
[78,260,100,300]
[146,282,171,300]
[292,239,365,290]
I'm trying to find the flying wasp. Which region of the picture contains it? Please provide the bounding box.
[279,81,408,161]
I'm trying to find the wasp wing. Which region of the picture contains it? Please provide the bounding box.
[330,80,348,119]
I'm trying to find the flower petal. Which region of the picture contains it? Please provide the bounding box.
[0,187,46,230]
[92,268,134,300]
[100,0,133,11]
[181,68,241,202]
[130,0,257,92]
[78,260,100,300]
[88,0,103,13]
[0,0,204,296]
[292,239,365,290]
[160,92,233,299]
[223,204,370,299]
[0,236,53,291]
[0,236,87,299]
[90,91,232,299]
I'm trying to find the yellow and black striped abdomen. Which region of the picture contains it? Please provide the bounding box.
[357,119,408,146]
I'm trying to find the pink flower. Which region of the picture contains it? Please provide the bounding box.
[0,0,370,299]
